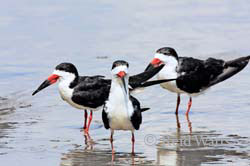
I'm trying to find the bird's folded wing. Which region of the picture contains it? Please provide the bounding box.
[72,77,110,108]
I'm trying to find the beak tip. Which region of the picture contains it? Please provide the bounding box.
[32,78,53,96]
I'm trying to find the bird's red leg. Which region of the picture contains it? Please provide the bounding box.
[186,97,192,116]
[175,94,181,115]
[131,132,135,155]
[85,110,93,133]
[83,110,88,130]
[110,130,114,154]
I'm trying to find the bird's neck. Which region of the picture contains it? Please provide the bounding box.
[158,58,178,80]
[109,77,129,105]
[107,77,134,120]
[166,57,178,72]
[69,76,79,88]
[57,74,77,100]
[58,74,78,89]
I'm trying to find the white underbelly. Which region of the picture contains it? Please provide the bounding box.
[106,101,134,131]
[157,69,185,94]
[160,81,185,94]
[109,114,134,130]
[64,97,101,111]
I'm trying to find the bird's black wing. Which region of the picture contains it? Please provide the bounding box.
[130,95,149,130]
[129,65,165,89]
[176,56,250,93]
[208,56,250,86]
[78,75,106,81]
[71,76,111,108]
[177,57,204,73]
[176,57,208,93]
[102,104,110,129]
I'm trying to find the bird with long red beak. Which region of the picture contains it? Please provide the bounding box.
[32,63,100,133]
[32,62,171,133]
[145,47,250,116]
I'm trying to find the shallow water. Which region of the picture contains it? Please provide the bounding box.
[1,0,250,165]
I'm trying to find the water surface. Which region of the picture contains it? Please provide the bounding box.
[1,1,250,165]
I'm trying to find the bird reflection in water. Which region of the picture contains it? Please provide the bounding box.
[78,131,142,165]
[186,114,192,135]
[175,114,192,135]
[82,131,94,150]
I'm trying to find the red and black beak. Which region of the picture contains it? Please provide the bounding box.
[117,71,127,94]
[32,74,59,96]
[117,71,126,78]
[145,58,162,71]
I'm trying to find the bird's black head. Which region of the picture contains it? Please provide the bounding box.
[112,60,129,69]
[156,47,179,60]
[55,63,79,76]
[145,47,179,71]
[32,62,78,96]
[111,60,129,94]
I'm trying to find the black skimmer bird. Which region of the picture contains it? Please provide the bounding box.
[145,47,250,116]
[32,62,168,132]
[102,60,175,155]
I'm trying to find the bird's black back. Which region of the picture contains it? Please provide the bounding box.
[71,76,111,108]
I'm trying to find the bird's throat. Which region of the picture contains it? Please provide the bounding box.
[109,78,129,105]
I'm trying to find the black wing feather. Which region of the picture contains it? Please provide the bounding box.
[208,55,250,86]
[176,57,207,93]
[176,56,250,93]
[102,104,110,129]
[130,95,149,130]
[71,76,111,108]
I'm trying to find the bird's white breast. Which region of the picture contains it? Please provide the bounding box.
[158,66,185,94]
[105,82,134,131]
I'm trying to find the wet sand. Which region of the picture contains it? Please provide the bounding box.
[1,1,250,165]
